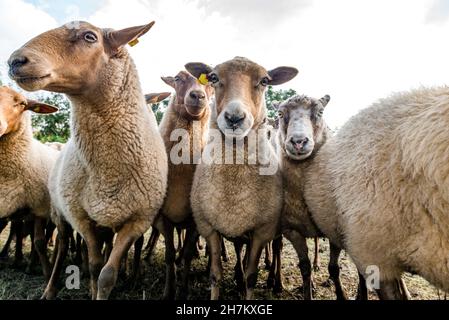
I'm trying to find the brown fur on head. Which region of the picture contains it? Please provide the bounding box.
[277,94,330,161]
[185,57,298,139]
[8,21,155,95]
[0,86,58,138]
[161,71,213,120]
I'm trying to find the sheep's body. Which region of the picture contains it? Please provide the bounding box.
[159,98,209,224]
[0,114,58,220]
[316,87,449,293]
[192,122,282,240]
[49,50,167,235]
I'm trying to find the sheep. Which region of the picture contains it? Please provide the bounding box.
[0,86,59,280]
[145,71,214,300]
[8,21,168,300]
[305,86,449,299]
[186,57,298,299]
[273,94,350,300]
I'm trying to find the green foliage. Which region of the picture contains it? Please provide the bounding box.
[265,86,297,119]
[32,93,71,143]
[151,99,170,124]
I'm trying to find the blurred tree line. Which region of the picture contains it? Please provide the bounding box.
[2,82,295,143]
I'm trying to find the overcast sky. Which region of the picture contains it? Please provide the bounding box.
[1,0,449,129]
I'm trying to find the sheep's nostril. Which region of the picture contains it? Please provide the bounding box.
[291,137,309,150]
[225,112,246,128]
[9,56,29,69]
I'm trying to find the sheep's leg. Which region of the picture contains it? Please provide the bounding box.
[220,235,229,263]
[97,224,142,300]
[273,236,284,294]
[207,231,223,300]
[34,217,51,281]
[328,243,347,300]
[264,242,272,270]
[81,240,89,278]
[74,233,83,266]
[80,227,103,300]
[398,278,411,300]
[144,227,160,262]
[233,239,245,297]
[41,221,70,300]
[356,272,369,300]
[69,232,77,254]
[284,229,313,300]
[130,235,144,284]
[197,237,204,251]
[0,222,15,259]
[162,219,177,300]
[176,227,185,253]
[376,280,403,300]
[313,237,321,272]
[26,230,39,274]
[101,229,114,264]
[0,219,7,235]
[179,227,200,300]
[245,231,269,300]
[45,221,56,247]
[13,218,24,267]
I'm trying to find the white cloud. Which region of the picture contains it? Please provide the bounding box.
[2,0,449,129]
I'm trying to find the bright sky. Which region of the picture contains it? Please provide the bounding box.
[1,0,449,129]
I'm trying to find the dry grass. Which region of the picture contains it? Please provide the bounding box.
[0,226,442,300]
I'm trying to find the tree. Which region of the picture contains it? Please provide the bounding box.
[265,86,297,119]
[32,93,71,143]
[151,99,170,124]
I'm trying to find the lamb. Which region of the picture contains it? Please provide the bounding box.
[8,21,168,300]
[274,94,349,300]
[305,86,449,299]
[186,57,298,299]
[148,70,214,299]
[0,86,59,279]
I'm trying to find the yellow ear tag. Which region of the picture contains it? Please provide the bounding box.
[198,74,209,85]
[128,38,139,47]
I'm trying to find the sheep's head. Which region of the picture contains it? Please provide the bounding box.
[277,94,330,161]
[8,21,155,95]
[160,71,213,120]
[186,57,298,139]
[0,86,58,138]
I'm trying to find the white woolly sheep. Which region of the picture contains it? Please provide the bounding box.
[9,21,168,300]
[305,87,449,299]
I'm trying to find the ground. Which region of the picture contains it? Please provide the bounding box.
[0,226,443,300]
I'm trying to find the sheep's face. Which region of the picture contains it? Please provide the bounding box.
[277,95,330,161]
[0,86,58,138]
[8,21,155,95]
[162,71,213,119]
[186,57,298,139]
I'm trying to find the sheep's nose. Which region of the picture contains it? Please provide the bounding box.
[290,137,309,149]
[225,112,246,129]
[189,90,206,101]
[8,54,29,77]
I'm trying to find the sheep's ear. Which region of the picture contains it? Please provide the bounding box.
[106,21,155,54]
[145,92,171,104]
[185,63,214,79]
[268,67,299,86]
[161,76,176,88]
[319,95,331,108]
[25,100,58,114]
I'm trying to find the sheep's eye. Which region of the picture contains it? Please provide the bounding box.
[83,32,98,43]
[260,77,270,87]
[316,109,324,118]
[209,74,219,84]
[278,111,284,118]
[174,76,181,82]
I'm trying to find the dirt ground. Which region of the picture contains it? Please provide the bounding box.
[0,225,443,300]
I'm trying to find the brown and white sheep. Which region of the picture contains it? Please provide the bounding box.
[186,57,298,299]
[307,86,449,299]
[0,86,59,279]
[9,21,168,300]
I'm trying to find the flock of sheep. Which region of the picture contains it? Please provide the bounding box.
[0,19,448,301]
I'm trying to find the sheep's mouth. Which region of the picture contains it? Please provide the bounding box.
[14,74,51,84]
[286,148,312,161]
[185,105,207,118]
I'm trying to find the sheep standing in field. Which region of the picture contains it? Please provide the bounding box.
[186,57,298,300]
[146,71,213,299]
[0,86,59,279]
[275,94,348,300]
[306,87,449,299]
[9,21,168,300]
